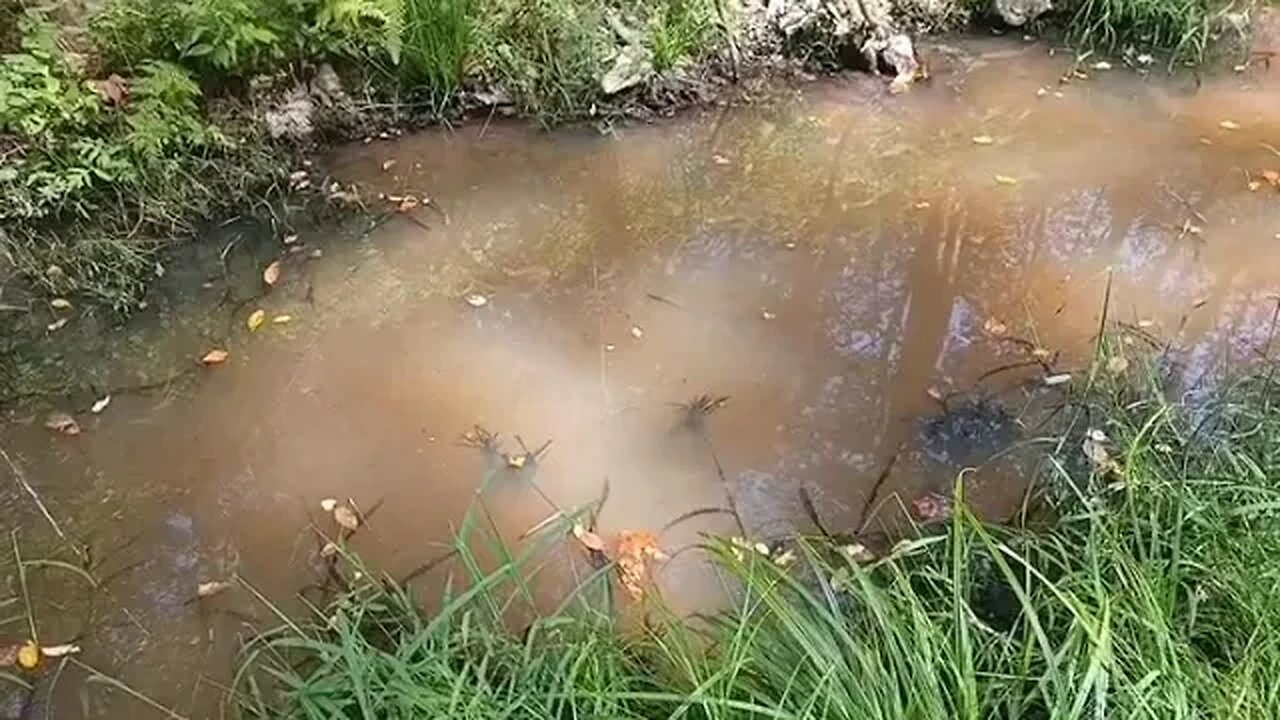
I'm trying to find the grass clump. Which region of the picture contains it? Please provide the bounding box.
[237,341,1280,719]
[1063,0,1229,64]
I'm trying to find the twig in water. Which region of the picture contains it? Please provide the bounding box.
[2,448,82,564]
[74,658,192,720]
[856,446,903,536]
[660,507,736,535]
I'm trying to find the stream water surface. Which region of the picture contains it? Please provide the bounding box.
[5,37,1280,718]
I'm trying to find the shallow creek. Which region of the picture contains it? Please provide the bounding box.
[5,37,1280,717]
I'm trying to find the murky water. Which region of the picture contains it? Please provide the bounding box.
[6,38,1280,717]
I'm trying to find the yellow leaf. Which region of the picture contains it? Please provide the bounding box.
[263,260,282,287]
[272,314,293,324]
[17,641,39,670]
[201,349,230,365]
[1219,120,1241,130]
[994,174,1019,186]
[247,309,266,332]
[971,135,994,146]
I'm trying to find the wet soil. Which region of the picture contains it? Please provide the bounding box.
[5,37,1280,718]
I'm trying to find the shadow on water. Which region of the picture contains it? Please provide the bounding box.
[5,36,1280,717]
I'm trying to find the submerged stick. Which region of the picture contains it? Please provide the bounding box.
[2,448,73,553]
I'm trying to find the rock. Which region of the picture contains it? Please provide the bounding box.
[264,89,315,140]
[310,63,345,106]
[993,0,1051,26]
[881,33,920,92]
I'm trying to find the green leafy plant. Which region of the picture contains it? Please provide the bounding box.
[649,0,716,72]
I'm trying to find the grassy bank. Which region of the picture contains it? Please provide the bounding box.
[234,339,1280,718]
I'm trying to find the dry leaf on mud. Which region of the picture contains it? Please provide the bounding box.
[333,504,360,531]
[50,298,72,310]
[464,293,489,308]
[273,314,293,324]
[994,174,1020,186]
[263,261,282,287]
[90,395,112,414]
[44,412,80,436]
[971,135,995,146]
[47,317,69,332]
[1262,170,1280,186]
[16,641,40,670]
[201,349,230,365]
[381,159,397,171]
[1031,347,1052,360]
[615,530,667,600]
[320,497,338,512]
[197,580,232,598]
[247,309,266,332]
[571,522,607,552]
[1219,120,1241,130]
[397,196,420,213]
[1043,373,1073,386]
[319,541,340,558]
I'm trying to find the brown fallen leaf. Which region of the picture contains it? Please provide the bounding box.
[971,135,995,146]
[333,504,360,531]
[272,314,293,324]
[197,580,232,598]
[397,197,420,213]
[263,261,282,287]
[1031,347,1053,360]
[99,74,129,106]
[201,349,230,365]
[994,174,1020,186]
[381,159,397,171]
[911,492,953,523]
[319,541,340,559]
[1263,170,1280,186]
[247,309,266,332]
[44,412,80,436]
[572,522,607,552]
[1219,120,1241,130]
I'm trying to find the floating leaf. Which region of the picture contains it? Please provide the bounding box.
[1263,170,1280,186]
[44,412,80,436]
[912,200,931,209]
[50,298,72,310]
[319,541,340,558]
[282,234,299,245]
[197,580,232,598]
[761,310,777,320]
[506,453,529,469]
[982,317,1008,337]
[572,522,607,552]
[1219,120,1241,130]
[263,261,282,287]
[397,197,420,213]
[273,315,293,324]
[381,159,397,171]
[1091,60,1112,70]
[971,135,994,146]
[320,497,338,512]
[1031,347,1052,360]
[1043,373,1073,386]
[465,293,489,308]
[333,504,360,531]
[616,530,667,600]
[90,396,112,414]
[247,309,266,332]
[201,349,230,365]
[630,325,644,339]
[17,641,39,671]
[41,644,80,659]
[47,318,68,332]
[994,174,1019,186]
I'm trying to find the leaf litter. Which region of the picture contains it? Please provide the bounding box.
[247,309,266,332]
[44,412,80,436]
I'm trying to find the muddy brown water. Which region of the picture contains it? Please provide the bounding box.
[6,38,1280,717]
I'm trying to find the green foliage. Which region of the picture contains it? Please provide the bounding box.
[400,0,473,106]
[472,0,612,122]
[1066,0,1214,63]
[648,0,716,72]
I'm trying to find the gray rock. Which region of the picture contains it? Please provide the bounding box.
[993,0,1051,26]
[264,90,315,140]
[601,43,655,95]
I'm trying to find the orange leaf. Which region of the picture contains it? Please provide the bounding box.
[201,349,230,365]
[615,530,668,600]
[263,260,282,287]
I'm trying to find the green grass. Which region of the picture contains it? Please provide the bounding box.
[235,338,1280,719]
[400,0,473,109]
[1064,0,1225,64]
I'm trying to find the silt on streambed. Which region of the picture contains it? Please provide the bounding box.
[4,38,1280,717]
